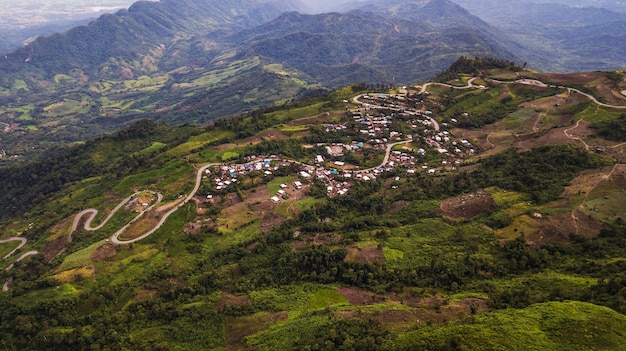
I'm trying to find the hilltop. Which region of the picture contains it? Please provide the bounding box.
[1,59,626,349]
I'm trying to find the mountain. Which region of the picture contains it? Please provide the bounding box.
[1,60,626,349]
[228,9,516,86]
[352,0,489,29]
[0,0,304,78]
[0,0,520,161]
[452,0,626,71]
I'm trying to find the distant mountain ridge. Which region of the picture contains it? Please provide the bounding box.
[0,0,304,77]
[452,0,626,71]
[229,8,515,85]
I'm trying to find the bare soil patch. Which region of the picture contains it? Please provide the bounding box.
[214,293,251,311]
[156,198,183,213]
[387,200,410,215]
[225,312,288,350]
[289,111,344,126]
[335,296,489,329]
[514,125,579,150]
[118,212,161,241]
[42,236,68,262]
[91,243,118,262]
[291,233,343,250]
[337,286,386,305]
[257,129,290,141]
[49,216,73,235]
[437,189,496,220]
[344,245,386,264]
[259,212,288,232]
[536,72,605,85]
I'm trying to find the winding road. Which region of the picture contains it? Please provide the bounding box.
[417,77,484,94]
[0,237,27,259]
[4,76,626,291]
[359,141,412,173]
[2,164,216,291]
[111,163,215,244]
[69,164,215,245]
[69,191,162,242]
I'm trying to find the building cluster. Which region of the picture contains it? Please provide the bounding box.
[201,92,480,204]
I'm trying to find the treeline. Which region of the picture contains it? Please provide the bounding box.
[435,56,521,82]
[593,113,626,141]
[443,145,609,203]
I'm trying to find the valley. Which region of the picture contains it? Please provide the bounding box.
[1,0,626,349]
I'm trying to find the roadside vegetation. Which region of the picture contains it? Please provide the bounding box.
[1,59,626,350]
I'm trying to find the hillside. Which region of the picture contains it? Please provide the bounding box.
[453,0,626,72]
[0,0,521,162]
[229,10,515,85]
[1,60,626,349]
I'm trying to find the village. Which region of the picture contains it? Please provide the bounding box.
[200,91,478,204]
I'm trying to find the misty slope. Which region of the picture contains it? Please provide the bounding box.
[353,0,489,29]
[229,9,516,86]
[0,0,304,78]
[452,0,626,71]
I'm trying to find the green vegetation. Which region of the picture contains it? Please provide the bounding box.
[593,113,626,141]
[395,301,626,350]
[435,56,522,82]
[1,61,626,351]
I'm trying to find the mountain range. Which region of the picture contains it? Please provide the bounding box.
[0,0,625,160]
[1,1,626,349]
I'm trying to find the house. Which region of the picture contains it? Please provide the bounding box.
[326,145,344,157]
[271,196,280,203]
[294,181,303,189]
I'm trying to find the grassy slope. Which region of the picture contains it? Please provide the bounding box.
[1,68,626,350]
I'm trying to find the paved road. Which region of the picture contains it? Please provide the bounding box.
[492,79,626,109]
[5,251,38,271]
[566,87,626,109]
[352,94,440,131]
[0,237,27,259]
[417,77,484,94]
[3,249,38,292]
[358,141,412,173]
[69,191,162,242]
[111,164,216,244]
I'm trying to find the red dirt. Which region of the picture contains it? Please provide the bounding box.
[42,236,69,262]
[344,245,386,264]
[214,293,251,311]
[337,286,387,305]
[437,189,496,220]
[91,243,118,262]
